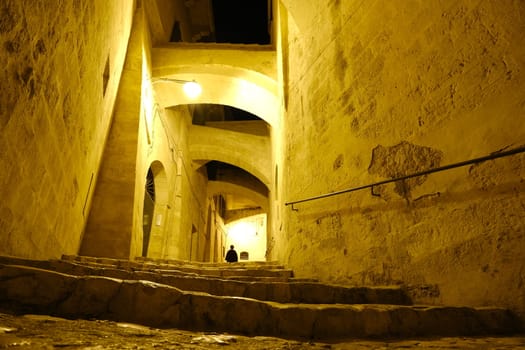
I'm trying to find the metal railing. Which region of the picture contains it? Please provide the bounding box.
[285,144,525,211]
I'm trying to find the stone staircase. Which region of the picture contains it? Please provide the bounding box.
[0,255,520,341]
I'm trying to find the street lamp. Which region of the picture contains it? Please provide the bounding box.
[153,78,202,99]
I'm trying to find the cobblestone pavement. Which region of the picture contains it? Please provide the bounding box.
[0,312,524,349]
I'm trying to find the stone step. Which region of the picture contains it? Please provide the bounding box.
[64,254,287,270]
[61,255,294,279]
[135,256,285,269]
[0,256,410,305]
[0,264,518,340]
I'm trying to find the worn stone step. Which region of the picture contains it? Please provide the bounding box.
[135,256,285,269]
[0,256,410,305]
[1,254,308,283]
[64,254,287,271]
[0,264,518,341]
[61,255,294,279]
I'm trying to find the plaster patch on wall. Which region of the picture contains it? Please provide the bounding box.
[368,141,443,199]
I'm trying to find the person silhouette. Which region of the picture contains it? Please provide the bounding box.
[225,245,238,263]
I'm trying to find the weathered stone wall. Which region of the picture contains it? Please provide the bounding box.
[80,5,143,259]
[277,0,525,317]
[0,0,135,258]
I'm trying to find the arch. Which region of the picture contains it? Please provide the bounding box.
[152,45,277,87]
[151,46,279,127]
[149,160,168,204]
[192,149,270,186]
[142,160,169,258]
[208,180,269,212]
[189,124,272,186]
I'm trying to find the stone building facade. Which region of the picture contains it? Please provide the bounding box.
[1,0,524,323]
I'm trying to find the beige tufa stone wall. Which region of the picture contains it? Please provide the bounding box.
[80,4,144,259]
[76,4,225,263]
[0,0,135,259]
[276,0,525,318]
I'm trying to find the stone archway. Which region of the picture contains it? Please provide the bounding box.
[142,161,169,258]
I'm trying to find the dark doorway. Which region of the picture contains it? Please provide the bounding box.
[142,168,155,257]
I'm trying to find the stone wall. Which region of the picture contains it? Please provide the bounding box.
[80,5,143,259]
[278,0,525,317]
[132,102,211,261]
[0,0,135,258]
[128,10,213,261]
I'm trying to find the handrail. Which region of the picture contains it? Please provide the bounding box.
[285,144,525,210]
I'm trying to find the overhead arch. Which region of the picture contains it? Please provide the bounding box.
[208,180,269,212]
[152,45,277,86]
[191,149,270,187]
[189,124,271,186]
[151,46,279,127]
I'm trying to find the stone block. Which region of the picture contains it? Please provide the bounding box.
[58,277,121,317]
[221,279,247,298]
[0,265,75,309]
[245,282,271,301]
[268,282,292,303]
[109,280,184,327]
[273,304,317,339]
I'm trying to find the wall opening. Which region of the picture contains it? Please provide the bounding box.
[142,168,155,257]
[142,161,169,258]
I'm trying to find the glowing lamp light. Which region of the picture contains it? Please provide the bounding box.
[152,78,202,99]
[183,81,202,99]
